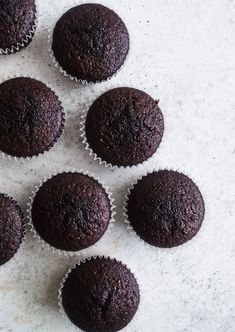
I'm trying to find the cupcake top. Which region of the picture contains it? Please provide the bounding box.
[85,87,164,167]
[127,170,205,248]
[0,194,24,266]
[62,257,140,332]
[31,172,111,251]
[52,4,129,82]
[0,0,37,53]
[0,77,64,158]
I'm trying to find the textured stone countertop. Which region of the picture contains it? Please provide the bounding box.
[0,0,235,331]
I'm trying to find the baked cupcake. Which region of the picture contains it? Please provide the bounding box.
[31,172,112,252]
[126,170,205,247]
[0,0,37,55]
[52,4,129,83]
[0,77,64,158]
[84,87,164,167]
[0,194,24,266]
[60,257,140,332]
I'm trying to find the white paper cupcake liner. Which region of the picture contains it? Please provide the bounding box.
[0,1,38,55]
[1,193,26,266]
[123,168,206,249]
[80,85,165,171]
[47,2,131,85]
[0,74,66,162]
[26,169,116,257]
[58,255,140,331]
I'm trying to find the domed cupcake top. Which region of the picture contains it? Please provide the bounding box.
[0,194,24,266]
[0,0,37,53]
[126,170,205,247]
[85,87,164,167]
[31,172,112,251]
[52,4,129,82]
[61,257,140,332]
[0,77,64,158]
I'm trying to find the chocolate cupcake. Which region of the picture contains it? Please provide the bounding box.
[60,257,140,332]
[126,170,205,248]
[84,87,164,167]
[0,0,37,55]
[30,172,113,252]
[0,194,24,266]
[52,4,129,83]
[0,77,64,158]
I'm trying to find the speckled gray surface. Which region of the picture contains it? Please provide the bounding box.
[0,0,235,331]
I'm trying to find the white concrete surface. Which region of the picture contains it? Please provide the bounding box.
[0,0,234,331]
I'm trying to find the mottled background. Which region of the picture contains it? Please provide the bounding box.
[0,0,234,331]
